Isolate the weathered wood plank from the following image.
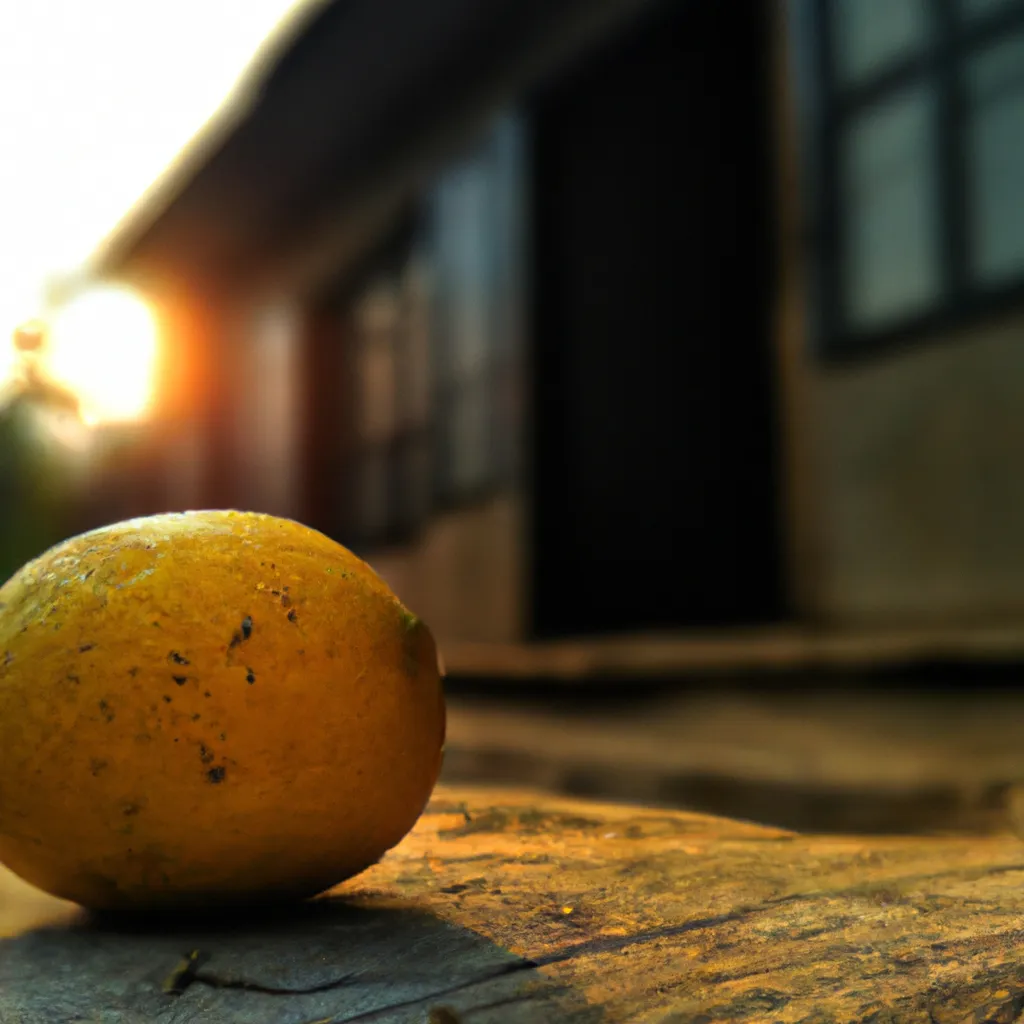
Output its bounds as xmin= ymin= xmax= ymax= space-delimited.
xmin=3 ymin=786 xmax=1024 ymax=1022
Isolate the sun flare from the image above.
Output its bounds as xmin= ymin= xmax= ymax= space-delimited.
xmin=44 ymin=286 xmax=161 ymax=424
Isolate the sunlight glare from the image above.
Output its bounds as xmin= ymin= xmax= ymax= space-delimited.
xmin=0 ymin=1 xmax=308 ymax=356
xmin=0 ymin=333 xmax=14 ymax=388
xmin=45 ymin=286 xmax=160 ymax=423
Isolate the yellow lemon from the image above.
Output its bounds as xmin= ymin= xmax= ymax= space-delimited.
xmin=0 ymin=510 xmax=445 ymax=911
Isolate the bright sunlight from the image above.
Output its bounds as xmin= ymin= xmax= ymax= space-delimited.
xmin=45 ymin=286 xmax=161 ymax=424
xmin=0 ymin=0 xmax=313 ymax=405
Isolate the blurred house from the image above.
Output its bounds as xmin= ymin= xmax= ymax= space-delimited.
xmin=79 ymin=0 xmax=1024 ymax=655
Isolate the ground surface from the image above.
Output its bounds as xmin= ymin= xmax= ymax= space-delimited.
xmin=4 ymin=785 xmax=1024 ymax=1022
xmin=441 ymin=686 xmax=1024 ymax=834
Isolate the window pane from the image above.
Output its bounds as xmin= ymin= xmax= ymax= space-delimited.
xmin=965 ymin=32 xmax=1024 ymax=286
xmin=959 ymin=0 xmax=1021 ymax=19
xmin=832 ymin=0 xmax=931 ymax=86
xmin=433 ymin=155 xmax=494 ymax=386
xmin=233 ymin=300 xmax=300 ymax=518
xmin=352 ymin=449 xmax=391 ymax=540
xmin=399 ymin=256 xmax=434 ymax=428
xmin=354 ymin=285 xmax=398 ymax=443
xmin=490 ymin=114 xmax=528 ymax=366
xmin=840 ymin=85 xmax=942 ymax=332
xmin=393 ymin=435 xmax=433 ymax=533
xmin=489 ymin=359 xmax=518 ymax=484
xmin=449 ymin=382 xmax=492 ymax=496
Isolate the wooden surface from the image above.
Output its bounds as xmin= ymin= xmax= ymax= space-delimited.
xmin=4 ymin=786 xmax=1024 ymax=1022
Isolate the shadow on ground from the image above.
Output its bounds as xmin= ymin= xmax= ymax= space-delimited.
xmin=0 ymin=895 xmax=602 ymax=1023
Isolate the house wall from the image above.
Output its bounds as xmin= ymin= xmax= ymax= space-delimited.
xmin=73 ymin=279 xmax=309 ymax=527
xmin=366 ymin=493 xmax=525 ymax=646
xmin=152 ymin=280 xmax=525 ymax=647
xmin=773 ymin=8 xmax=1024 ymax=630
xmin=806 ymin=314 xmax=1024 ymax=627
xmin=226 ymin=297 xmax=305 ymax=521
xmin=62 ymin=280 xmax=229 ymax=530
xmin=100 ymin=5 xmax=1024 ymax=642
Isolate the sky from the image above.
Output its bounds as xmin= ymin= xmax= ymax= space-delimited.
xmin=0 ymin=0 xmax=312 ymax=336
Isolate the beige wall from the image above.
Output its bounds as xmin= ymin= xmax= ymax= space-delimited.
xmin=140 ymin=284 xmax=306 ymax=520
xmin=226 ymin=297 xmax=305 ymax=521
xmin=367 ymin=494 xmax=525 ymax=646
xmin=773 ymin=8 xmax=1024 ymax=631
xmin=802 ymin=314 xmax=1024 ymax=627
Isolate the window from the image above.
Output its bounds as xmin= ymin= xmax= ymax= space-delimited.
xmin=831 ymin=0 xmax=932 ymax=85
xmin=341 ymin=112 xmax=528 ymax=546
xmin=346 ymin=255 xmax=441 ymax=547
xmin=965 ymin=32 xmax=1024 ymax=285
xmin=432 ymin=155 xmax=495 ymax=498
xmin=391 ymin=254 xmax=436 ymax=537
xmin=841 ymin=84 xmax=942 ymax=330
xmin=428 ymin=113 xmax=527 ymax=504
xmin=797 ymin=0 xmax=1024 ymax=357
xmin=349 ymin=283 xmax=401 ymax=542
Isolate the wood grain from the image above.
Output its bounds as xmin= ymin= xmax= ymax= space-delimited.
xmin=3 ymin=786 xmax=1024 ymax=1022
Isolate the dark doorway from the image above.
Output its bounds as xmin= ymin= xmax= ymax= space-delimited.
xmin=528 ymin=0 xmax=785 ymax=638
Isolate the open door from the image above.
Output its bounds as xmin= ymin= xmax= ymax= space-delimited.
xmin=528 ymin=0 xmax=785 ymax=637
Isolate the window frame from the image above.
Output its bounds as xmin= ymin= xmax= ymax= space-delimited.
xmin=427 ymin=113 xmax=527 ymax=509
xmin=808 ymin=0 xmax=1024 ymax=362
xmin=328 ymin=112 xmax=528 ymax=551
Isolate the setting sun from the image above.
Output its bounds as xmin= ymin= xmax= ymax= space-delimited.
xmin=44 ymin=286 xmax=161 ymax=424
xmin=0 ymin=0 xmax=308 ymax=384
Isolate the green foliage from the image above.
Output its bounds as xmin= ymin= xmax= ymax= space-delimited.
xmin=0 ymin=398 xmax=70 ymax=585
